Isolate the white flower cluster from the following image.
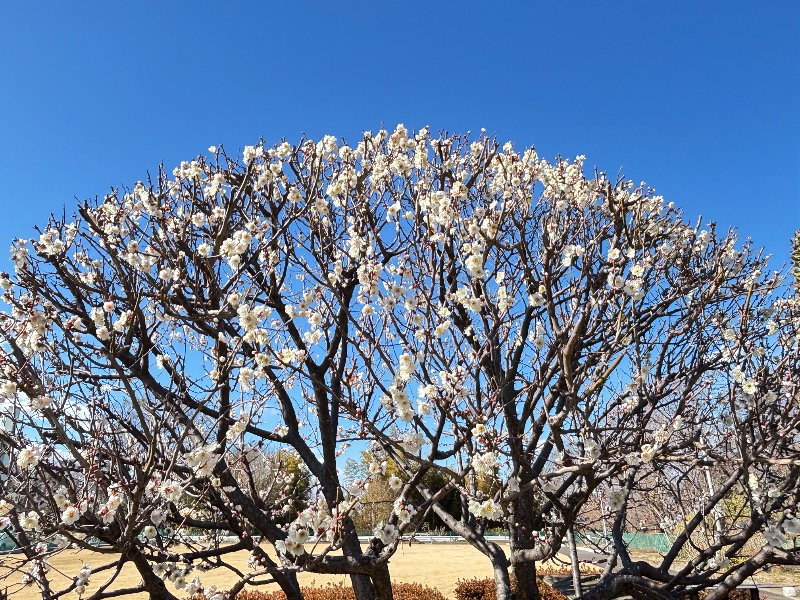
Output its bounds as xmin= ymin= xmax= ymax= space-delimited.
xmin=30 ymin=395 xmax=53 ymax=411
xmin=583 ymin=439 xmax=600 ymax=461
xmin=10 ymin=243 xmax=29 ymax=274
xmin=0 ymin=273 xmax=12 ymax=293
xmin=12 ymin=302 xmax=51 ymax=355
xmin=747 ymin=474 xmax=782 ymax=511
xmin=19 ymin=510 xmax=40 ymax=531
xmin=0 ymin=379 xmax=16 ymax=401
xmin=275 ymin=498 xmax=341 ymax=557
xmin=640 ymin=444 xmax=657 ymax=463
xmin=16 ymin=446 xmax=41 ymax=470
xmin=608 ymin=489 xmax=626 ymax=511
xmin=468 ymin=498 xmax=503 ymax=520
xmin=97 ymin=488 xmax=125 ymax=525
xmin=357 ymin=259 xmax=381 ymax=301
xmin=219 ymin=229 xmax=253 ymax=270
xmin=373 ymin=521 xmax=399 ymax=545
xmin=279 ymin=523 xmax=310 ymax=556
xmin=561 ymin=244 xmax=585 ymax=268
xmin=226 ymin=416 xmax=249 ymax=441
xmin=392 ymin=498 xmax=417 ymax=528
xmin=783 ymin=516 xmax=800 ymax=536
xmin=706 ymin=551 xmax=732 ymax=570
xmin=388 ymin=474 xmax=403 ymax=492
xmin=472 ymin=451 xmax=498 ymax=475
xmin=158 ymin=479 xmax=184 ymax=503
xmin=173 ymin=160 xmax=203 ymax=182
xmin=61 ymin=505 xmax=81 ymax=526
xmin=186 ymin=443 xmax=220 ymax=478
xmin=133 ymin=182 xmax=163 ymax=217
xmin=418 ymin=190 xmax=458 ymax=238
xmin=152 ymin=561 xmax=202 ymax=593
xmin=35 ymin=228 xmax=67 ymax=257
xmin=388 ymin=387 xmax=415 ymax=423
xmin=400 ymin=431 xmax=425 ymax=454
xmin=397 ymin=352 xmax=416 ymax=381
xmin=730 ymin=364 xmax=760 ymax=403
xmin=436 ymin=367 xmax=471 ymax=403
xmin=73 ymin=563 xmax=92 ymax=596
xmin=368 ymin=460 xmax=387 ymax=476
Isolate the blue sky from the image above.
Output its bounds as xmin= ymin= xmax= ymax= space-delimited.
xmin=1 ymin=1 xmax=797 ymax=273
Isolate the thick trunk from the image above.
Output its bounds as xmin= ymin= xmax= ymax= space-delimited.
xmin=510 ymin=490 xmax=541 ymax=600
xmin=271 ymin=571 xmax=304 ymax=600
xmin=350 ymin=573 xmax=377 ymax=600
xmin=370 ymin=563 xmax=394 ymax=600
xmin=513 ymin=560 xmax=540 ymax=600
xmin=493 ymin=560 xmax=515 ymax=600
xmin=127 ymin=548 xmax=181 ymax=600
xmin=340 ymin=515 xmax=391 ymax=600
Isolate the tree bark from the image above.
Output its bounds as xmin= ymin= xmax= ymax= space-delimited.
xmin=270 ymin=571 xmax=304 ymax=600
xmin=127 ymin=548 xmax=182 ymax=600
xmin=340 ymin=515 xmax=391 ymax=600
xmin=492 ymin=559 xmax=515 ymax=600
xmin=567 ymin=526 xmax=583 ymax=598
xmin=370 ymin=563 xmax=394 ymax=600
xmin=349 ymin=573 xmax=377 ymax=600
xmin=510 ymin=490 xmax=541 ymax=600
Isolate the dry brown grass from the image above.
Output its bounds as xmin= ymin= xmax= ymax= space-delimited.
xmin=0 ymin=542 xmax=600 ymax=600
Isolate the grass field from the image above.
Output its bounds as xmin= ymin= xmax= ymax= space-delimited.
xmin=7 ymin=544 xmax=795 ymax=600
xmin=0 ymin=542 xmax=597 ymax=600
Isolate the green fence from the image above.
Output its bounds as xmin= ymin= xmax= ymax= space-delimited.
xmin=0 ymin=533 xmax=16 ymax=552
xmin=576 ymin=531 xmax=672 ymax=552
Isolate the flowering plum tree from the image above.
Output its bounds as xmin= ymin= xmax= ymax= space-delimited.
xmin=317 ymin=128 xmax=799 ymax=600
xmin=0 ymin=126 xmax=797 ymax=600
xmin=0 ymin=133 xmax=435 ymax=600
xmin=572 ymin=291 xmax=799 ymax=600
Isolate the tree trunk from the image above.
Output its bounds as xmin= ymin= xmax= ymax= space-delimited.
xmin=349 ymin=573 xmax=377 ymax=600
xmin=493 ymin=560 xmax=515 ymax=600
xmin=567 ymin=526 xmax=583 ymax=598
xmin=370 ymin=563 xmax=394 ymax=600
xmin=513 ymin=560 xmax=540 ymax=600
xmin=340 ymin=515 xmax=391 ymax=600
xmin=271 ymin=571 xmax=304 ymax=600
xmin=510 ymin=490 xmax=541 ymax=600
xmin=127 ymin=548 xmax=182 ymax=600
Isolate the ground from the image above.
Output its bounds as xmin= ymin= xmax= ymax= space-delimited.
xmin=1 ymin=544 xmax=795 ymax=600
xmin=0 ymin=542 xmax=595 ymax=600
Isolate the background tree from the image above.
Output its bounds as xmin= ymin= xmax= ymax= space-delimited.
xmin=344 ymin=450 xmax=462 ymax=535
xmin=229 ymin=449 xmax=311 ymax=526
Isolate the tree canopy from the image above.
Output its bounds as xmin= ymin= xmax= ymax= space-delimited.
xmin=0 ymin=126 xmax=797 ymax=600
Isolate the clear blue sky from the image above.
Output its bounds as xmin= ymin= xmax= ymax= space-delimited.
xmin=1 ymin=1 xmax=797 ymax=272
